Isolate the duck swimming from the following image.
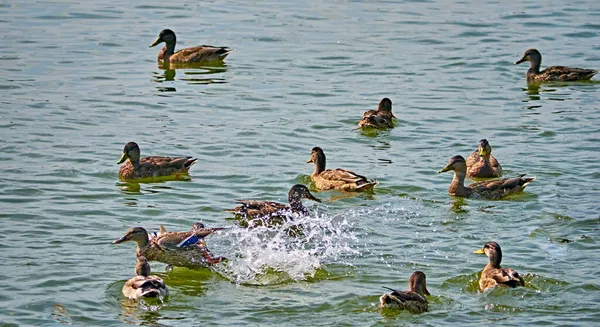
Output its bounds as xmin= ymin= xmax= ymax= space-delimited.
xmin=465 ymin=139 xmax=503 ymax=178
xmin=515 ymin=49 xmax=597 ymax=82
xmin=439 ymin=155 xmax=534 ymax=199
xmin=380 ymin=271 xmax=430 ymax=313
xmin=150 ymin=29 xmax=231 ymax=64
xmin=117 ymin=142 xmax=197 ymax=181
xmin=307 ymin=147 xmax=378 ymax=192
xmin=474 ymin=241 xmax=525 ymax=291
xmin=357 ymin=98 xmax=395 ymax=129
xmin=122 ymin=256 xmax=169 ymax=301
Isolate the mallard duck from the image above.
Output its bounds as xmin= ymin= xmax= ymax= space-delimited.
xmin=357 ymin=98 xmax=395 ymax=129
xmin=226 ymin=184 xmax=321 ymax=227
xmin=380 ymin=271 xmax=430 ymax=313
xmin=465 ymin=139 xmax=503 ymax=178
xmin=306 ymin=147 xmax=378 ymax=191
xmin=113 ymin=226 xmax=225 ymax=269
xmin=515 ymin=49 xmax=598 ymax=82
xmin=150 ymin=29 xmax=231 ymax=64
xmin=122 ymin=256 xmax=169 ymax=301
xmin=117 ymin=142 xmax=197 ymax=181
xmin=474 ymin=241 xmax=525 ymax=291
xmin=439 ymin=155 xmax=535 ymax=199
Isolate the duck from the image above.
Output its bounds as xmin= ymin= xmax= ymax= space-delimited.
xmin=117 ymin=142 xmax=197 ymax=181
xmin=306 ymin=147 xmax=378 ymax=192
xmin=515 ymin=49 xmax=598 ymax=82
xmin=474 ymin=241 xmax=525 ymax=291
xmin=122 ymin=256 xmax=169 ymax=301
xmin=439 ymin=155 xmax=535 ymax=200
xmin=150 ymin=29 xmax=231 ymax=64
xmin=465 ymin=139 xmax=503 ymax=178
xmin=226 ymin=184 xmax=321 ymax=227
xmin=380 ymin=271 xmax=430 ymax=313
xmin=357 ymin=98 xmax=395 ymax=129
xmin=113 ymin=226 xmax=225 ymax=269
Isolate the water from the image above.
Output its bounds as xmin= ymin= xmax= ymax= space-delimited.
xmin=1 ymin=0 xmax=599 ymax=326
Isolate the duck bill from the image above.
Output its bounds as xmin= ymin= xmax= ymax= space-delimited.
xmin=117 ymin=152 xmax=128 ymax=164
xmin=113 ymin=235 xmax=128 ymax=244
xmin=438 ymin=163 xmax=453 ymax=173
xmin=305 ymin=192 xmax=321 ymax=203
xmin=514 ymin=56 xmax=527 ymax=65
xmin=479 ymin=148 xmax=487 ymax=157
xmin=149 ymin=37 xmax=162 ymax=48
xmin=473 ymin=248 xmax=485 ymax=254
xmin=306 ymin=157 xmax=313 ymax=163
xmin=424 ymin=287 xmax=431 ymax=296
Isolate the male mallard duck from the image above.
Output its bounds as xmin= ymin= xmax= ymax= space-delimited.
xmin=515 ymin=49 xmax=598 ymax=82
xmin=474 ymin=241 xmax=525 ymax=291
xmin=357 ymin=98 xmax=395 ymax=129
xmin=380 ymin=271 xmax=430 ymax=313
xmin=117 ymin=142 xmax=197 ymax=181
xmin=113 ymin=226 xmax=225 ymax=269
xmin=439 ymin=155 xmax=534 ymax=199
xmin=150 ymin=29 xmax=231 ymax=64
xmin=228 ymin=184 xmax=321 ymax=219
xmin=122 ymin=256 xmax=169 ymax=301
xmin=465 ymin=139 xmax=503 ymax=178
xmin=306 ymin=147 xmax=378 ymax=192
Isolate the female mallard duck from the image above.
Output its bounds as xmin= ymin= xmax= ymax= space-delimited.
xmin=515 ymin=49 xmax=598 ymax=82
xmin=228 ymin=184 xmax=321 ymax=219
xmin=122 ymin=256 xmax=169 ymax=301
xmin=380 ymin=271 xmax=430 ymax=313
xmin=474 ymin=241 xmax=525 ymax=291
xmin=465 ymin=139 xmax=503 ymax=178
xmin=150 ymin=29 xmax=231 ymax=64
xmin=306 ymin=147 xmax=378 ymax=192
xmin=117 ymin=142 xmax=197 ymax=181
xmin=357 ymin=98 xmax=395 ymax=129
xmin=439 ymin=155 xmax=534 ymax=199
xmin=113 ymin=226 xmax=225 ymax=269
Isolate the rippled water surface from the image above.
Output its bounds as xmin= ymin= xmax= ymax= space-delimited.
xmin=1 ymin=0 xmax=600 ymax=326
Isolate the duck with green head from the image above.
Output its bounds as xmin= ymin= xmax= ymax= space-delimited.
xmin=380 ymin=271 xmax=430 ymax=313
xmin=474 ymin=241 xmax=525 ymax=291
xmin=122 ymin=256 xmax=169 ymax=301
xmin=465 ymin=139 xmax=502 ymax=178
xmin=357 ymin=98 xmax=395 ymax=129
xmin=515 ymin=49 xmax=597 ymax=82
xmin=117 ymin=142 xmax=197 ymax=181
xmin=439 ymin=155 xmax=534 ymax=199
xmin=307 ymin=147 xmax=378 ymax=192
xmin=150 ymin=29 xmax=232 ymax=64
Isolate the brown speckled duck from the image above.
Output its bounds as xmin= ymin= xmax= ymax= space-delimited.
xmin=465 ymin=139 xmax=502 ymax=178
xmin=117 ymin=142 xmax=197 ymax=181
xmin=227 ymin=184 xmax=321 ymax=226
xmin=380 ymin=271 xmax=430 ymax=313
xmin=357 ymin=98 xmax=395 ymax=129
xmin=515 ymin=49 xmax=597 ymax=82
xmin=122 ymin=256 xmax=169 ymax=301
xmin=474 ymin=241 xmax=525 ymax=292
xmin=307 ymin=147 xmax=378 ymax=192
xmin=150 ymin=29 xmax=231 ymax=64
xmin=113 ymin=226 xmax=225 ymax=269
xmin=439 ymin=155 xmax=534 ymax=199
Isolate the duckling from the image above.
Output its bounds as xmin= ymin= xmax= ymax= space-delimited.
xmin=357 ymin=98 xmax=395 ymax=129
xmin=113 ymin=226 xmax=225 ymax=269
xmin=474 ymin=241 xmax=525 ymax=291
xmin=439 ymin=155 xmax=534 ymax=199
xmin=150 ymin=29 xmax=231 ymax=64
xmin=465 ymin=139 xmax=503 ymax=178
xmin=117 ymin=142 xmax=197 ymax=181
xmin=515 ymin=49 xmax=597 ymax=82
xmin=122 ymin=256 xmax=169 ymax=300
xmin=306 ymin=147 xmax=378 ymax=192
xmin=227 ymin=184 xmax=321 ymax=225
xmin=380 ymin=271 xmax=430 ymax=313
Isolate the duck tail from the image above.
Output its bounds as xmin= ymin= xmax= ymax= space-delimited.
xmin=356 ymin=180 xmax=378 ymax=190
xmin=184 ymin=158 xmax=197 ymax=169
xmin=521 ymin=176 xmax=536 ymax=189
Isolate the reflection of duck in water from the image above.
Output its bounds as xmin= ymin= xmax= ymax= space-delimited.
xmin=357 ymin=98 xmax=395 ymax=129
xmin=113 ymin=226 xmax=225 ymax=269
xmin=380 ymin=271 xmax=430 ymax=313
xmin=474 ymin=241 xmax=525 ymax=291
xmin=226 ymin=184 xmax=321 ymax=228
xmin=122 ymin=256 xmax=169 ymax=301
xmin=150 ymin=29 xmax=231 ymax=64
xmin=465 ymin=139 xmax=502 ymax=178
xmin=515 ymin=49 xmax=597 ymax=82
xmin=117 ymin=142 xmax=197 ymax=181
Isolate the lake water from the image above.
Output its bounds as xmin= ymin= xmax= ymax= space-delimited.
xmin=1 ymin=0 xmax=599 ymax=326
